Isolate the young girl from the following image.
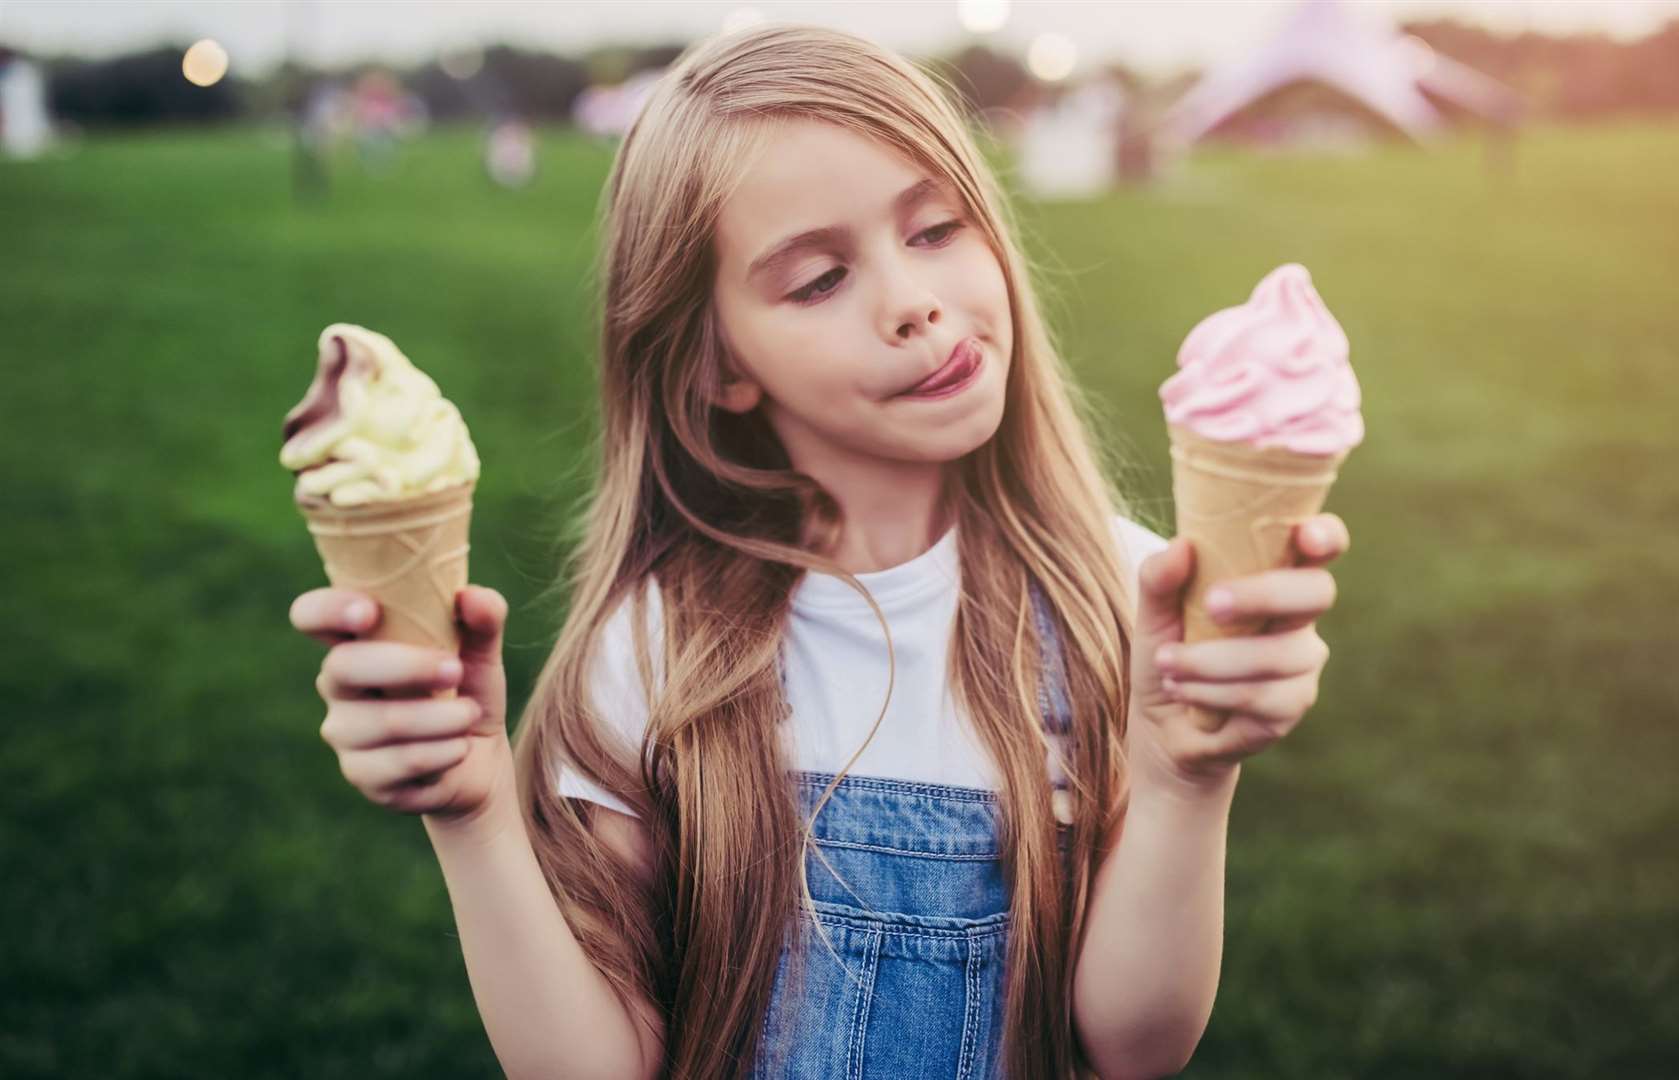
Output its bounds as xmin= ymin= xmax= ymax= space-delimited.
xmin=291 ymin=24 xmax=1350 ymax=1080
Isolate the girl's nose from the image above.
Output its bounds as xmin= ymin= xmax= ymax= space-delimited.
xmin=874 ymin=240 xmax=943 ymax=338
xmin=895 ymin=302 xmax=941 ymax=340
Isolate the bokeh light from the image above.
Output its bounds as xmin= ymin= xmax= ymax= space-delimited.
xmin=439 ymin=46 xmax=484 ymax=81
xmin=1026 ymin=31 xmax=1076 ymax=82
xmin=958 ymin=0 xmax=1011 ymax=34
xmin=181 ymin=39 xmax=229 ymax=87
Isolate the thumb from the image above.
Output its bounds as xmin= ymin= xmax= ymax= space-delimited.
xmin=1131 ymin=538 xmax=1195 ymax=697
xmin=454 ymin=585 xmax=509 ymax=727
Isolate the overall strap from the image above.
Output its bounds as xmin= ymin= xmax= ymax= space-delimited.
xmin=1027 ymin=577 xmax=1074 ymax=735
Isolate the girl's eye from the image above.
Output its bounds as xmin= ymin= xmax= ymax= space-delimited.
xmin=917 ymin=219 xmax=964 ymax=246
xmin=790 ymin=267 xmax=845 ymax=306
xmin=788 ymin=218 xmax=967 ymax=306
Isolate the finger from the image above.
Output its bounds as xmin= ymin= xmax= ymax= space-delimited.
xmin=1291 ymin=513 xmax=1350 ymax=569
xmin=1156 ymin=626 xmax=1328 ymax=683
xmin=1162 ymin=670 xmax=1319 ymax=726
xmin=1128 ymin=539 xmax=1198 ymax=711
xmin=1141 ymin=711 xmax=1275 ymax=780
xmin=1180 ymin=714 xmax=1288 ymax=773
xmin=1258 ymin=609 xmax=1324 ymax=635
xmin=341 ymin=738 xmax=471 ymax=795
xmin=320 ymin=640 xmax=464 ymax=700
xmin=1206 ymin=566 xmax=1337 ymax=629
xmin=382 ymin=768 xmax=462 ymax=815
xmin=1247 ymin=517 xmax=1347 ymax=632
xmin=321 ymin=696 xmax=482 ymax=752
xmin=454 ymin=585 xmax=508 ymax=707
xmin=291 ymin=588 xmax=381 ymax=644
xmin=1135 ymin=538 xmax=1196 ymax=641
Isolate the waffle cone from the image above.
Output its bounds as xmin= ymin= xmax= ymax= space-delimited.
xmin=296 ymin=482 xmax=474 ymax=681
xmin=1168 ymin=425 xmax=1345 ymax=731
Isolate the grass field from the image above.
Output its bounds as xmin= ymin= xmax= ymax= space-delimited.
xmin=2 ymin=119 xmax=1676 ymax=1078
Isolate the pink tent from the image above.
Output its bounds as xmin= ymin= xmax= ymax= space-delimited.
xmin=1159 ymin=0 xmax=1522 ymax=147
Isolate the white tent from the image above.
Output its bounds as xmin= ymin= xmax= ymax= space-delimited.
xmin=0 ymin=53 xmax=55 ymax=160
xmin=1016 ymin=77 xmax=1127 ymax=200
xmin=1159 ymin=0 xmax=1521 ymax=149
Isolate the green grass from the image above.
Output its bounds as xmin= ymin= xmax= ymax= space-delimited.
xmin=3 ymin=120 xmax=1675 ymax=1078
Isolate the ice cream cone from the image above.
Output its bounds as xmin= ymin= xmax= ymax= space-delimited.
xmin=297 ymin=481 xmax=474 ymax=677
xmin=1169 ymin=424 xmax=1345 ymax=731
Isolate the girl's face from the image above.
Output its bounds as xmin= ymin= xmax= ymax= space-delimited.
xmin=711 ymin=120 xmax=1013 ymax=476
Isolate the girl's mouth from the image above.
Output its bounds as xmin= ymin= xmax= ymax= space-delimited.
xmin=897 ymin=338 xmax=983 ymax=400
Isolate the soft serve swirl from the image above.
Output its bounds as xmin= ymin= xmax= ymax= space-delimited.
xmin=1159 ymin=264 xmax=1364 ymax=456
xmin=280 ymin=324 xmax=480 ymax=506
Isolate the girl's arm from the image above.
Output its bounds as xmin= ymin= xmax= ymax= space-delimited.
xmin=1074 ymin=519 xmax=1347 ymax=1077
xmin=423 ymin=786 xmax=664 ymax=1080
xmin=1070 ymin=764 xmax=1239 ymax=1080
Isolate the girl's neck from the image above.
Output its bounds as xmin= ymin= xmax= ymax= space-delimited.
xmin=813 ymin=460 xmax=954 ymax=575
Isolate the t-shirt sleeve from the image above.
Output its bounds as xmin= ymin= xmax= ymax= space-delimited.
xmin=1112 ymin=511 xmax=1172 ymax=567
xmin=552 ymin=579 xmax=665 ymax=819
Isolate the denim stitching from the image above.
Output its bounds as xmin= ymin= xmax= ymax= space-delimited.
xmin=957 ymin=927 xmax=983 ymax=1080
xmin=800 ymin=903 xmax=1011 ymax=937
xmin=811 ymin=837 xmax=999 ymax=860
xmin=794 ymin=771 xmax=1000 ymax=803
xmin=845 ymin=928 xmax=882 ymax=1080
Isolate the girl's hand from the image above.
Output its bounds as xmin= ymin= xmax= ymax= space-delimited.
xmin=289 ymin=584 xmax=515 ymax=828
xmin=1125 ymin=513 xmax=1351 ymax=793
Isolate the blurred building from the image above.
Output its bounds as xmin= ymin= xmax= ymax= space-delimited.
xmin=0 ymin=47 xmax=56 ymax=160
xmin=1159 ymin=0 xmax=1523 ymax=152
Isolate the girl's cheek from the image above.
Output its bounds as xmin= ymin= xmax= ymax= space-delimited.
xmin=972 ymin=265 xmax=1011 ymax=337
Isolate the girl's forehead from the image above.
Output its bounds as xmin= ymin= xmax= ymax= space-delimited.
xmin=734 ymin=121 xmax=925 ymax=199
xmin=715 ymin=125 xmax=952 ymax=271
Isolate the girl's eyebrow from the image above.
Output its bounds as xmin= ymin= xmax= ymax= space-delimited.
xmin=746 ymin=176 xmax=948 ymax=283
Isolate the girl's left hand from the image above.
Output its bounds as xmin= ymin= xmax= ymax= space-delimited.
xmin=1125 ymin=513 xmax=1351 ymax=793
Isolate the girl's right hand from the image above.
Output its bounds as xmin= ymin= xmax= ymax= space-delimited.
xmin=289 ymin=584 xmax=515 ymax=827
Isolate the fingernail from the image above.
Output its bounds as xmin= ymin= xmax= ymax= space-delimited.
xmin=1206 ymin=588 xmax=1233 ymax=614
xmin=1155 ymin=645 xmax=1179 ymax=667
xmin=1303 ymin=524 xmax=1327 ymax=548
xmin=347 ymin=600 xmax=374 ymax=627
xmin=439 ymin=658 xmax=463 ymax=682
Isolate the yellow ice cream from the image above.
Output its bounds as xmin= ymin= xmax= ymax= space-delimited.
xmin=279 ymin=323 xmax=480 ymax=507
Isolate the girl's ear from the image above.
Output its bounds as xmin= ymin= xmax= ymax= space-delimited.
xmin=714 ymin=374 xmax=763 ymax=414
xmin=713 ymin=348 xmax=764 ymax=413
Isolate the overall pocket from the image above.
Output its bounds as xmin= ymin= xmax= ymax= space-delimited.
xmin=752 ymin=897 xmax=1010 ymax=1080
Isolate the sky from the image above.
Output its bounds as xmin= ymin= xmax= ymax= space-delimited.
xmin=4 ymin=0 xmax=1678 ymax=80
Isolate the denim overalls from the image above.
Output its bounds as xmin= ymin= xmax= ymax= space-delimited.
xmin=752 ymin=582 xmax=1073 ymax=1079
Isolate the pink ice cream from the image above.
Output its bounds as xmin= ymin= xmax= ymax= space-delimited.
xmin=1159 ymin=264 xmax=1364 ymax=457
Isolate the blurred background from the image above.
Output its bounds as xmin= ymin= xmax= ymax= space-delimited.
xmin=2 ymin=1 xmax=1675 ymax=1076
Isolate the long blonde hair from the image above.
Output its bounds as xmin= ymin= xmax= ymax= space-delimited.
xmin=511 ymin=23 xmax=1149 ymax=1079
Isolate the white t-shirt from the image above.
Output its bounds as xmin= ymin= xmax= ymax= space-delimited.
xmin=553 ymin=513 xmax=1171 ymax=818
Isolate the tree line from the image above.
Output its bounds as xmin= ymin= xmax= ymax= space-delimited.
xmin=4 ymin=17 xmax=1675 ymax=133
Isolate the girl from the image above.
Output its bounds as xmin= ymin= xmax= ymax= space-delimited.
xmin=290 ymin=24 xmax=1350 ymax=1080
